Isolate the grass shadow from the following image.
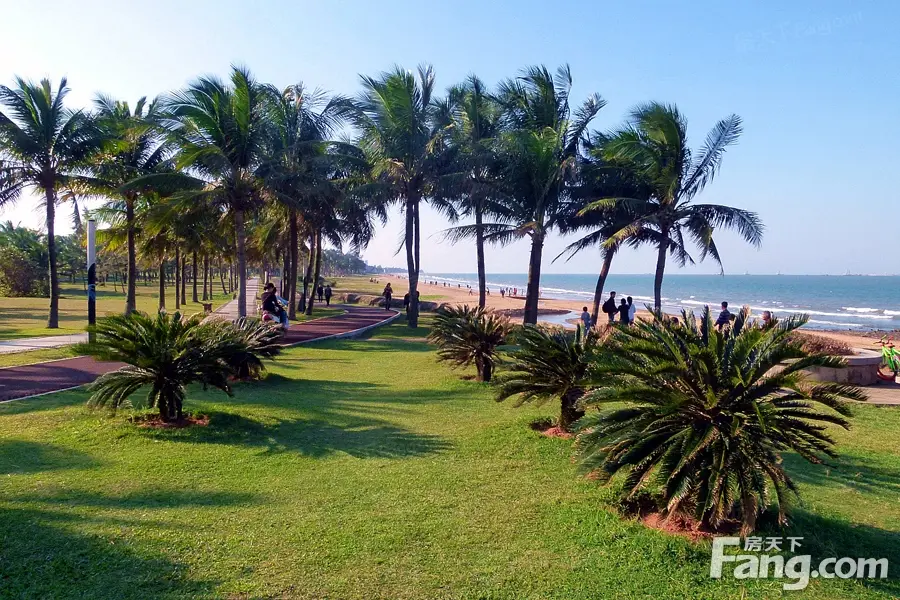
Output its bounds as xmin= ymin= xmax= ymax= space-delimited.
xmin=0 ymin=486 xmax=254 ymax=597
xmin=134 ymin=410 xmax=451 ymax=459
xmin=785 ymin=452 xmax=900 ymax=497
xmin=0 ymin=439 xmax=101 ymax=474
xmin=773 ymin=511 xmax=900 ymax=594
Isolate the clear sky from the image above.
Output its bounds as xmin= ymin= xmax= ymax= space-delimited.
xmin=1 ymin=0 xmax=896 ymax=275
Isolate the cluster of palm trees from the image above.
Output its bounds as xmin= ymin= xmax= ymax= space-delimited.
xmin=0 ymin=63 xmax=762 ymax=330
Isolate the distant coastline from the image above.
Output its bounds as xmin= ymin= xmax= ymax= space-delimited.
xmin=414 ymin=272 xmax=900 ymax=332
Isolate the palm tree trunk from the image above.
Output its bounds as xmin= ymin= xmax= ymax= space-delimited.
xmin=305 ymin=229 xmax=322 ymax=315
xmin=288 ymin=210 xmax=299 ymax=320
xmin=523 ymin=232 xmax=544 ymax=325
xmin=219 ymin=260 xmax=227 ymax=295
xmin=202 ymin=254 xmax=210 ymax=301
xmin=191 ymin=251 xmax=199 ymax=303
xmin=653 ymin=231 xmax=668 ymax=311
xmin=559 ymin=387 xmax=585 ymax=432
xmin=175 ymin=247 xmax=181 ymax=309
xmin=235 ymin=207 xmax=247 ymax=317
xmin=406 ymin=198 xmax=419 ymax=327
xmin=125 ymin=196 xmax=137 ymax=315
xmin=45 ymin=187 xmax=59 ymax=328
xmin=281 ymin=250 xmax=289 ymax=298
xmin=180 ymin=254 xmax=187 ymax=306
xmin=302 ymin=233 xmax=314 ymax=311
xmin=591 ymin=250 xmax=615 ymax=326
xmin=475 ymin=203 xmax=487 ymax=309
xmin=158 ymin=259 xmax=166 ymax=311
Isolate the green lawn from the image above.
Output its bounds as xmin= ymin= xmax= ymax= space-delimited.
xmin=0 ymin=319 xmax=897 ymax=599
xmin=0 ymin=281 xmax=232 ymax=340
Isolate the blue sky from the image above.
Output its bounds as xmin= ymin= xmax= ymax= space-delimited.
xmin=1 ymin=0 xmax=896 ymax=275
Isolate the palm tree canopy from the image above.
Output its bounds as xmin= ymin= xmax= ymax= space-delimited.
xmin=600 ymin=102 xmax=763 ymax=270
xmin=0 ymin=77 xmax=102 ymax=202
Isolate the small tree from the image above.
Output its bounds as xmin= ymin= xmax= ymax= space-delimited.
xmin=428 ymin=305 xmax=510 ymax=382
xmin=495 ymin=325 xmax=600 ymax=431
xmin=576 ymin=308 xmax=866 ymax=534
xmin=77 ymin=311 xmax=281 ymax=422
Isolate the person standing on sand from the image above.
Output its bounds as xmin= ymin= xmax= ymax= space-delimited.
xmin=324 ymin=285 xmax=332 ymax=306
xmin=580 ymin=307 xmax=592 ymax=330
xmin=627 ymin=296 xmax=636 ymax=324
xmin=383 ymin=283 xmax=393 ymax=310
xmin=618 ymin=298 xmax=630 ymax=324
xmin=602 ymin=291 xmax=618 ymax=323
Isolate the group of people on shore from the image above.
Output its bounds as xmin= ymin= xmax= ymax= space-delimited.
xmin=595 ymin=291 xmax=637 ymax=326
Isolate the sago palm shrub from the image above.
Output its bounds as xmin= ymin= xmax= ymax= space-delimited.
xmin=495 ymin=325 xmax=601 ymax=432
xmin=76 ymin=311 xmax=281 ymax=422
xmin=575 ymin=307 xmax=866 ymax=534
xmin=221 ymin=316 xmax=284 ymax=380
xmin=428 ymin=305 xmax=511 ymax=382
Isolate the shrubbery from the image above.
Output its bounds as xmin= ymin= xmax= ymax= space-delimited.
xmin=0 ymin=245 xmax=48 ymax=297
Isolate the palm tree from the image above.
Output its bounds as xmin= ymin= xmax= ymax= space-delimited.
xmin=428 ymin=304 xmax=511 ymax=382
xmin=555 ymin=132 xmax=654 ymax=325
xmin=495 ymin=325 xmax=600 ymax=431
xmin=76 ymin=311 xmax=281 ymax=422
xmin=448 ymin=66 xmax=604 ymax=325
xmin=262 ymin=83 xmax=347 ymax=319
xmin=92 ymin=95 xmax=169 ymax=315
xmin=576 ymin=308 xmax=865 ymax=534
xmin=0 ymin=77 xmax=102 ymax=327
xmin=150 ymin=66 xmax=270 ymax=318
xmin=348 ymin=65 xmax=454 ymax=327
xmin=601 ymin=103 xmax=763 ymax=310
xmin=440 ymin=75 xmax=503 ymax=308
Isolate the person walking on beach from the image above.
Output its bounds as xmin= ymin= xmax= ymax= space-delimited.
xmin=383 ymin=283 xmax=393 ymax=310
xmin=627 ymin=296 xmax=636 ymax=325
xmin=716 ymin=301 xmax=732 ymax=330
xmin=602 ymin=291 xmax=618 ymax=323
xmin=618 ymin=298 xmax=630 ymax=324
xmin=580 ymin=306 xmax=592 ymax=330
xmin=324 ymin=285 xmax=332 ymax=306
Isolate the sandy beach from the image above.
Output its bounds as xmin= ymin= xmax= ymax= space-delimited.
xmin=380 ymin=274 xmax=892 ymax=350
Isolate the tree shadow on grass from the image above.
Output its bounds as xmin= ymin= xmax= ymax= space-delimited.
xmin=760 ymin=511 xmax=900 ymax=595
xmin=135 ymin=410 xmax=451 ymax=459
xmin=785 ymin=452 xmax=900 ymax=497
xmin=0 ymin=439 xmax=101 ymax=474
xmin=0 ymin=486 xmax=257 ymax=598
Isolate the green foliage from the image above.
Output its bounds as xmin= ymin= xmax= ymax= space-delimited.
xmin=226 ymin=316 xmax=285 ymax=380
xmin=495 ymin=325 xmax=601 ymax=431
xmin=576 ymin=307 xmax=867 ymax=534
xmin=428 ymin=305 xmax=511 ymax=382
xmin=76 ymin=311 xmax=281 ymax=421
xmin=0 ymin=245 xmax=47 ymax=297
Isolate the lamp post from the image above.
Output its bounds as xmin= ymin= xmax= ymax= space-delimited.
xmin=87 ymin=219 xmax=96 ymax=342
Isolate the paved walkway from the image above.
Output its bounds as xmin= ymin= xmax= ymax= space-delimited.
xmin=0 ymin=333 xmax=88 ymax=355
xmin=214 ymin=278 xmax=260 ymax=319
xmin=0 ymin=304 xmax=398 ymax=402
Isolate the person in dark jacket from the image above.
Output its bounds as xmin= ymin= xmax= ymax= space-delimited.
xmin=602 ymin=291 xmax=618 ymax=323
xmin=324 ymin=285 xmax=333 ymax=306
xmin=317 ymin=285 xmax=324 ymax=302
xmin=617 ymin=298 xmax=629 ymax=324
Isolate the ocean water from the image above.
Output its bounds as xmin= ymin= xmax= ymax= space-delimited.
xmin=421 ymin=273 xmax=900 ymax=331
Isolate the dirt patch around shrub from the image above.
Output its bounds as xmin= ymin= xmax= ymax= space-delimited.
xmin=129 ymin=413 xmax=210 ymax=429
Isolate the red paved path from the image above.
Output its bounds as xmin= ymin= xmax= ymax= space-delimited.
xmin=0 ymin=305 xmax=398 ymax=402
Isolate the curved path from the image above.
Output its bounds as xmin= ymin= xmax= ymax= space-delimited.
xmin=0 ymin=304 xmax=399 ymax=403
